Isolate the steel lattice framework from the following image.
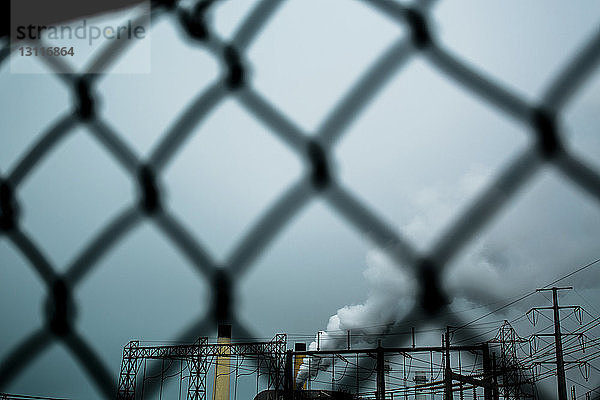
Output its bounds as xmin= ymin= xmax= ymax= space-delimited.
xmin=489 ymin=321 xmax=532 ymax=400
xmin=116 ymin=334 xmax=286 ymax=400
xmin=1 ymin=0 xmax=600 ymax=398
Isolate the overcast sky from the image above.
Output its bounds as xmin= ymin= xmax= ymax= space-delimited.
xmin=1 ymin=0 xmax=600 ymax=399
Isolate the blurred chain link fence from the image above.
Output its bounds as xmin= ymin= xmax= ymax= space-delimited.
xmin=1 ymin=0 xmax=600 ymax=398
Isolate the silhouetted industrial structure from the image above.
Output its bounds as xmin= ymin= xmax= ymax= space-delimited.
xmin=116 ymin=324 xmax=561 ymax=400
xmin=117 ymin=327 xmax=286 ymax=400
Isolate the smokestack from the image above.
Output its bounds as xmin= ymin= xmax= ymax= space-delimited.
xmin=294 ymin=343 xmax=306 ymax=389
xmin=213 ymin=324 xmax=231 ymax=400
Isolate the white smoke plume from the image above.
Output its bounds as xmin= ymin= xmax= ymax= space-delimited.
xmin=296 ymin=165 xmax=600 ymax=386
xmin=296 ymin=168 xmax=490 ymax=386
xmin=295 ymin=247 xmax=415 ymax=386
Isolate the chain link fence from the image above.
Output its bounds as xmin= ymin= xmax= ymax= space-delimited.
xmin=1 ymin=0 xmax=600 ymax=398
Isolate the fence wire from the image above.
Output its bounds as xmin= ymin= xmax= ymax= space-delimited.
xmin=1 ymin=0 xmax=600 ymax=398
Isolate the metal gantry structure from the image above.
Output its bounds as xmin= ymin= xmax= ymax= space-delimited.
xmin=295 ymin=342 xmax=497 ymax=400
xmin=117 ymin=333 xmax=287 ymax=400
xmin=114 ymin=313 xmax=599 ymax=400
xmin=116 ymin=329 xmax=505 ymax=400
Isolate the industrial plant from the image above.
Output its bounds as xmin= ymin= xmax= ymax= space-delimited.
xmin=114 ymin=285 xmax=596 ymax=400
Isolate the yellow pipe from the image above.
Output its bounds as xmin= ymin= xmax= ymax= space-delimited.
xmin=213 ymin=325 xmax=231 ymax=400
xmin=293 ymin=343 xmax=306 ymax=389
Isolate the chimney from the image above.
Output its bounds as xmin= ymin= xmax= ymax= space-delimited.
xmin=213 ymin=324 xmax=232 ymax=400
xmin=293 ymin=343 xmax=306 ymax=389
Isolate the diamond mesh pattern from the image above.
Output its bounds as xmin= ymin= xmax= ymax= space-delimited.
xmin=1 ymin=0 xmax=600 ymax=398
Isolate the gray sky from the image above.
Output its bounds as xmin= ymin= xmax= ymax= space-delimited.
xmin=1 ymin=0 xmax=600 ymax=398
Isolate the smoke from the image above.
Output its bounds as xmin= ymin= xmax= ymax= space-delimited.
xmin=295 ymin=246 xmax=416 ymax=386
xmin=295 ymin=167 xmax=490 ymax=386
xmin=295 ymin=165 xmax=600 ymax=386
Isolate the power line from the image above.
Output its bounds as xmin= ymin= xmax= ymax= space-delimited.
xmin=455 ymin=256 xmax=600 ymax=333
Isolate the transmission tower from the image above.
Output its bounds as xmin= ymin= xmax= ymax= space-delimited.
xmin=489 ymin=321 xmax=531 ymax=400
xmin=528 ymin=287 xmax=582 ymax=400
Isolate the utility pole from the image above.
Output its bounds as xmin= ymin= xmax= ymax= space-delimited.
xmin=529 ymin=287 xmax=574 ymax=400
xmin=284 ymin=350 xmax=294 ymax=400
xmin=445 ymin=327 xmax=453 ymax=400
xmin=376 ymin=340 xmax=385 ymax=400
xmin=481 ymin=343 xmax=492 ymax=400
xmin=550 ymin=287 xmax=568 ymax=400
